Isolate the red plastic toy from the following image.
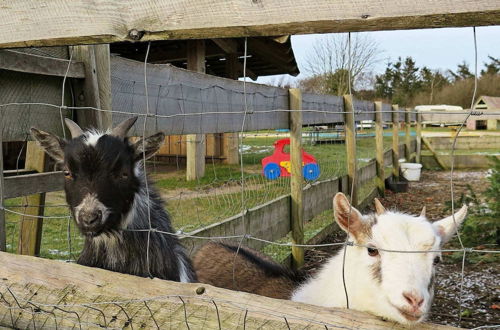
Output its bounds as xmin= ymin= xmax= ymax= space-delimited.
xmin=261 ymin=138 xmax=320 ymax=180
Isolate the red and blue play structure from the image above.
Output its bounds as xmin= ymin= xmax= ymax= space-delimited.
xmin=261 ymin=138 xmax=320 ymax=181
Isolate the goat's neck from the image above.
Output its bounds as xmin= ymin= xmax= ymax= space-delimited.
xmin=292 ymin=239 xmax=379 ymax=309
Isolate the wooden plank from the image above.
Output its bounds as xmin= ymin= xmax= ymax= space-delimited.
xmin=405 ymin=108 xmax=412 ymax=161
xmin=0 ymin=49 xmax=84 ymax=78
xmin=0 ymin=252 xmax=456 ymax=330
xmin=344 ymin=95 xmax=358 ymax=206
xmin=422 ymin=137 xmax=447 ymax=170
xmin=358 ymin=160 xmax=377 ymax=186
xmin=416 ymin=112 xmax=422 ymax=163
xmin=392 ymin=104 xmax=400 ymax=181
xmin=222 ymin=52 xmax=240 ymax=165
xmin=186 ymin=40 xmax=206 ymax=181
xmin=94 ymin=44 xmax=113 ymax=129
xmin=374 ymin=101 xmax=385 ymax=197
xmin=71 ymin=45 xmax=104 ymax=130
xmin=17 ymin=142 xmax=46 ymax=256
xmin=1 ymin=1 xmax=500 ymax=48
xmin=212 ymin=38 xmax=238 ymax=54
xmin=4 ymin=172 xmax=64 ymax=199
xmin=289 ymin=88 xmax=304 ymax=270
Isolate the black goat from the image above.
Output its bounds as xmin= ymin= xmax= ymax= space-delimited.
xmin=31 ymin=117 xmax=196 ymax=282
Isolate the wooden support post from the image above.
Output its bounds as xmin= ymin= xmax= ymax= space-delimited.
xmin=0 ymin=133 xmax=5 ymax=252
xmin=416 ymin=112 xmax=422 ymax=163
xmin=374 ymin=102 xmax=385 ymax=197
xmin=186 ymin=40 xmax=206 ymax=180
xmin=71 ymin=45 xmax=104 ymax=130
xmin=422 ymin=137 xmax=447 ymax=170
xmin=391 ymin=104 xmax=400 ymax=181
xmin=289 ymin=88 xmax=304 ymax=270
xmin=344 ymin=95 xmax=358 ymax=206
xmin=222 ymin=53 xmax=240 ymax=165
xmin=93 ymin=44 xmax=113 ymax=129
xmin=405 ymin=108 xmax=411 ymax=161
xmin=17 ymin=142 xmax=47 ymax=256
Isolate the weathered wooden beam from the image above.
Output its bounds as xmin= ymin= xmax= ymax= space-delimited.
xmin=17 ymin=142 xmax=47 ymax=256
xmin=344 ymin=95 xmax=358 ymax=206
xmin=392 ymin=104 xmax=400 ymax=181
xmin=4 ymin=172 xmax=64 ymax=199
xmin=374 ymin=101 xmax=385 ymax=197
xmin=1 ymin=1 xmax=499 ymax=48
xmin=247 ymin=38 xmax=297 ymax=75
xmin=0 ymin=252 xmax=457 ymax=329
xmin=422 ymin=137 xmax=447 ymax=170
xmin=0 ymin=50 xmax=85 ymax=78
xmin=289 ymin=88 xmax=304 ymax=270
xmin=405 ymin=108 xmax=412 ymax=161
xmin=94 ymin=44 xmax=113 ymax=129
xmin=416 ymin=112 xmax=422 ymax=163
xmin=212 ymin=38 xmax=238 ymax=54
xmin=186 ymin=40 xmax=206 ymax=181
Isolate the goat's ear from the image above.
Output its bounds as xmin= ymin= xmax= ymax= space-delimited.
xmin=433 ymin=205 xmax=468 ymax=244
xmin=133 ymin=132 xmax=165 ymax=161
xmin=333 ymin=193 xmax=366 ymax=240
xmin=30 ymin=128 xmax=65 ymax=163
xmin=374 ymin=198 xmax=386 ymax=215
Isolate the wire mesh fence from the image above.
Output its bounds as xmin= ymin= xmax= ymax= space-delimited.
xmin=0 ymin=29 xmax=499 ymax=329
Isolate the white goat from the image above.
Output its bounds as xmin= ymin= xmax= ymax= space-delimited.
xmin=292 ymin=192 xmax=468 ymax=324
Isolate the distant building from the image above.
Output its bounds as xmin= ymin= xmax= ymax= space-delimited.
xmin=467 ymin=96 xmax=500 ymax=130
xmin=416 ymin=104 xmax=465 ymax=126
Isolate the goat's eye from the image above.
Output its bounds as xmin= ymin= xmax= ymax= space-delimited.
xmin=433 ymin=256 xmax=441 ymax=265
xmin=367 ymin=247 xmax=379 ymax=257
xmin=121 ymin=172 xmax=129 ymax=179
xmin=63 ymin=170 xmax=72 ymax=179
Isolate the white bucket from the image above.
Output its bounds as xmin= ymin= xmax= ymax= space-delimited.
xmin=401 ymin=163 xmax=423 ymax=181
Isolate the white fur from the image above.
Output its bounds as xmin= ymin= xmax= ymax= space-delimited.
xmin=74 ymin=193 xmax=110 ymax=225
xmin=291 ymin=201 xmax=467 ymax=325
xmin=83 ymin=129 xmax=111 ymax=147
xmin=177 ymin=253 xmax=190 ymax=283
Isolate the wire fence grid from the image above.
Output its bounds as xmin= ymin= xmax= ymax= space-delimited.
xmin=0 ymin=28 xmax=499 ymax=329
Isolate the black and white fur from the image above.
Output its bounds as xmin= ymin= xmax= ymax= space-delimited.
xmin=31 ymin=117 xmax=196 ymax=282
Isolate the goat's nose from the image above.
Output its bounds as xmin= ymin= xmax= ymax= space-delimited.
xmin=403 ymin=292 xmax=424 ymax=309
xmin=80 ymin=210 xmax=102 ymax=226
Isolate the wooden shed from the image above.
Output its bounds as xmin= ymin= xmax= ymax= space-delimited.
xmin=467 ymin=95 xmax=500 ymax=130
xmin=111 ymin=37 xmax=300 ymax=166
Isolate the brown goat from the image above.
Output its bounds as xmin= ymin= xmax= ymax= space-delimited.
xmin=193 ymin=242 xmax=304 ymax=299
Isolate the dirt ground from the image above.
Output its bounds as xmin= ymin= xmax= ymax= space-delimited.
xmin=303 ymin=170 xmax=499 ymax=328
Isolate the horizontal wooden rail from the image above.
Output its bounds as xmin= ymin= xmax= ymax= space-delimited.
xmin=0 ymin=50 xmax=85 ymax=78
xmin=0 ymin=1 xmax=499 ymax=48
xmin=4 ymin=172 xmax=64 ymax=199
xmin=0 ymin=252 xmax=456 ymax=329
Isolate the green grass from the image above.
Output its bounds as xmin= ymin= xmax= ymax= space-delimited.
xmin=4 ymin=129 xmax=395 ymax=261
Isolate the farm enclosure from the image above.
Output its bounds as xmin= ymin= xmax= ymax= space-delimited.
xmin=1 ymin=1 xmax=500 ymax=329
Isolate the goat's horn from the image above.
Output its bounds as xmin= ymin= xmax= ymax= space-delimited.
xmin=420 ymin=206 xmax=426 ymax=217
xmin=110 ymin=117 xmax=138 ymax=138
xmin=374 ymin=198 xmax=386 ymax=215
xmin=64 ymin=118 xmax=84 ymax=138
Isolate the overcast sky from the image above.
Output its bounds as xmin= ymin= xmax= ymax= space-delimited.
xmin=256 ymin=26 xmax=500 ymax=85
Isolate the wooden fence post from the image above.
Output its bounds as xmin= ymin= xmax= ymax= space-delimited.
xmin=392 ymin=104 xmax=400 ymax=181
xmin=17 ymin=142 xmax=47 ymax=256
xmin=344 ymin=95 xmax=358 ymax=206
xmin=289 ymin=88 xmax=304 ymax=270
xmin=94 ymin=44 xmax=113 ymax=129
xmin=0 ymin=132 xmax=5 ymax=252
xmin=374 ymin=102 xmax=385 ymax=197
xmin=222 ymin=53 xmax=240 ymax=165
xmin=71 ymin=45 xmax=104 ymax=130
xmin=416 ymin=111 xmax=422 ymax=163
xmin=186 ymin=40 xmax=206 ymax=181
xmin=405 ymin=108 xmax=411 ymax=161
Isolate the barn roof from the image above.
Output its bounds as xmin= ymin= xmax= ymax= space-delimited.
xmin=474 ymin=95 xmax=500 ymax=110
xmin=110 ymin=36 xmax=299 ymax=80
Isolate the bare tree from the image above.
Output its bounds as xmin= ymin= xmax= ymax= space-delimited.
xmin=302 ymin=34 xmax=381 ymax=95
